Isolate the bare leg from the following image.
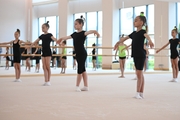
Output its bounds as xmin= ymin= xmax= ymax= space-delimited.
xmin=82 ymin=72 xmax=88 ymax=87
xmin=174 ymin=58 xmax=179 ymax=79
xmin=136 ymin=70 xmax=143 ymax=92
xmin=76 ymin=74 xmax=82 ymax=87
xmin=45 ymin=57 xmax=51 ymax=82
xmin=14 ymin=63 xmax=18 ymax=79
xmin=122 ymin=59 xmax=126 ymax=77
xmin=17 ymin=63 xmax=21 ymax=79
xmin=119 ymin=59 xmax=124 ymax=77
xmin=171 ymin=59 xmax=176 ymax=79
xmin=42 ymin=57 xmax=48 ymax=82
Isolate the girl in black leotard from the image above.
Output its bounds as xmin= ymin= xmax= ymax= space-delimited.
xmin=0 ymin=29 xmax=30 ymax=82
xmin=114 ymin=12 xmax=154 ymax=99
xmin=32 ymin=21 xmax=57 ymax=86
xmin=92 ymin=43 xmax=97 ymax=71
xmin=3 ymin=47 xmax=10 ymax=70
xmin=22 ymin=44 xmax=31 ymax=72
xmin=156 ymin=26 xmax=180 ymax=82
xmin=57 ymin=15 xmax=100 ymax=92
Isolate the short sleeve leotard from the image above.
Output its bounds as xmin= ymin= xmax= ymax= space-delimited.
xmin=13 ymin=40 xmax=21 ymax=63
xmin=92 ymin=48 xmax=96 ymax=60
xmin=169 ymin=38 xmax=180 ymax=59
xmin=39 ymin=33 xmax=53 ymax=57
xmin=71 ymin=31 xmax=87 ymax=74
xmin=129 ymin=29 xmax=146 ymax=70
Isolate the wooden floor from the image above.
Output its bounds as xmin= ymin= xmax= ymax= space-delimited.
xmin=0 ymin=73 xmax=180 ymax=120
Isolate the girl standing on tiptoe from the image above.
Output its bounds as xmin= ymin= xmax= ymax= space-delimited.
xmin=32 ymin=21 xmax=57 ymax=86
xmin=57 ymin=15 xmax=100 ymax=92
xmin=156 ymin=26 xmax=180 ymax=82
xmin=60 ymin=41 xmax=67 ymax=74
xmin=115 ymin=35 xmax=129 ymax=78
xmin=0 ymin=29 xmax=30 ymax=82
xmin=114 ymin=12 xmax=154 ymax=99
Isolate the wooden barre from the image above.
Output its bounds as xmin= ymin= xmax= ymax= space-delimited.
xmin=0 ymin=54 xmax=171 ymax=57
xmin=0 ymin=45 xmax=176 ymax=50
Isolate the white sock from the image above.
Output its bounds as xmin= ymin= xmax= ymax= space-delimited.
xmin=76 ymin=87 xmax=81 ymax=92
xmin=174 ymin=78 xmax=178 ymax=82
xmin=81 ymin=86 xmax=89 ymax=91
xmin=134 ymin=92 xmax=142 ymax=99
xmin=139 ymin=92 xmax=144 ymax=98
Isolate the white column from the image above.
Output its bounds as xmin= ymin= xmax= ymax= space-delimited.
xmin=58 ymin=0 xmax=73 ymax=67
xmin=102 ymin=0 xmax=119 ymax=69
xmin=154 ymin=1 xmax=176 ymax=70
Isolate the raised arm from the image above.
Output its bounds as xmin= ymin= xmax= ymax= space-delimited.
xmin=114 ymin=36 xmax=130 ymax=50
xmin=85 ymin=30 xmax=100 ymax=37
xmin=144 ymin=34 xmax=154 ymax=48
xmin=56 ymin=36 xmax=72 ymax=44
xmin=0 ymin=40 xmax=13 ymax=45
xmin=156 ymin=42 xmax=169 ymax=53
xmin=32 ymin=38 xmax=41 ymax=46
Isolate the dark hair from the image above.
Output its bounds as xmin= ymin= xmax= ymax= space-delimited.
xmin=43 ymin=21 xmax=50 ymax=28
xmin=63 ymin=40 xmax=66 ymax=45
xmin=138 ymin=12 xmax=148 ymax=32
xmin=92 ymin=43 xmax=96 ymax=46
xmin=16 ymin=29 xmax=20 ymax=35
xmin=75 ymin=15 xmax=85 ymax=26
xmin=173 ymin=26 xmax=178 ymax=33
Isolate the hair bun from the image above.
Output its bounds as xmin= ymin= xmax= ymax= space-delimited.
xmin=80 ymin=15 xmax=83 ymax=19
xmin=140 ymin=12 xmax=144 ymax=16
xmin=17 ymin=29 xmax=20 ymax=32
xmin=47 ymin=21 xmax=49 ymax=24
xmin=174 ymin=26 xmax=177 ymax=29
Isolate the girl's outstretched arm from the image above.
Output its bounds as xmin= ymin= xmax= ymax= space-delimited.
xmin=156 ymin=42 xmax=169 ymax=53
xmin=114 ymin=36 xmax=130 ymax=50
xmin=0 ymin=40 xmax=13 ymax=45
xmin=85 ymin=30 xmax=100 ymax=37
xmin=57 ymin=36 xmax=72 ymax=44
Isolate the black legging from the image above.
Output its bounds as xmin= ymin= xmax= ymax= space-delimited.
xmin=76 ymin=52 xmax=87 ymax=74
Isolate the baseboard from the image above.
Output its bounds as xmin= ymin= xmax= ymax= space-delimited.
xmin=154 ymin=68 xmax=169 ymax=71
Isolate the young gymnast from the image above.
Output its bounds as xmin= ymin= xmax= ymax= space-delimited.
xmin=92 ymin=43 xmax=97 ymax=71
xmin=57 ymin=15 xmax=100 ymax=92
xmin=156 ymin=26 xmax=180 ymax=82
xmin=3 ymin=47 xmax=10 ymax=70
xmin=52 ymin=46 xmax=57 ymax=69
xmin=69 ymin=48 xmax=77 ymax=70
xmin=60 ymin=41 xmax=67 ymax=74
xmin=31 ymin=21 xmax=57 ymax=86
xmin=33 ymin=43 xmax=41 ymax=73
xmin=115 ymin=35 xmax=129 ymax=78
xmin=0 ymin=29 xmax=30 ymax=82
xmin=114 ymin=13 xmax=154 ymax=99
xmin=22 ymin=45 xmax=31 ymax=71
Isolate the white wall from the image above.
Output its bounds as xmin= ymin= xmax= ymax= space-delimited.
xmin=0 ymin=0 xmax=32 ymax=42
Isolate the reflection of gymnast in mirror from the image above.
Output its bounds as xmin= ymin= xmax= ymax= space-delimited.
xmin=91 ymin=43 xmax=97 ymax=71
xmin=115 ymin=35 xmax=129 ymax=78
xmin=61 ymin=41 xmax=67 ymax=74
xmin=22 ymin=43 xmax=31 ymax=72
xmin=33 ymin=43 xmax=41 ymax=73
xmin=4 ymin=47 xmax=10 ymax=70
xmin=52 ymin=46 xmax=57 ymax=69
xmin=69 ymin=48 xmax=77 ymax=70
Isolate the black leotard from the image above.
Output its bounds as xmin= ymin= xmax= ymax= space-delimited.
xmin=6 ymin=52 xmax=10 ymax=61
xmin=129 ymin=30 xmax=146 ymax=70
xmin=169 ymin=38 xmax=180 ymax=59
xmin=92 ymin=48 xmax=96 ymax=60
xmin=13 ymin=40 xmax=21 ymax=63
xmin=39 ymin=33 xmax=53 ymax=57
xmin=71 ymin=31 xmax=87 ymax=74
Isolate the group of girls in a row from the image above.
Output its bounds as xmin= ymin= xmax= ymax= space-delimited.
xmin=0 ymin=12 xmax=179 ymax=99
